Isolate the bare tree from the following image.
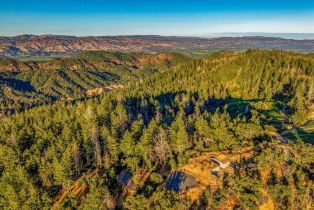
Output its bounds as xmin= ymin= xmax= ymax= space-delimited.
xmin=71 ymin=143 xmax=81 ymax=176
xmin=308 ymin=79 xmax=313 ymax=103
xmin=91 ymin=125 xmax=102 ymax=168
xmin=154 ymin=128 xmax=171 ymax=164
xmin=85 ymin=105 xmax=102 ymax=168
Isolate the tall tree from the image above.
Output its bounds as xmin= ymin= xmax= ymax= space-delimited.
xmin=85 ymin=105 xmax=102 ymax=168
xmin=170 ymin=111 xmax=191 ymax=154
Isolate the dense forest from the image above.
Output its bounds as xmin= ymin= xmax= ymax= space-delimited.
xmin=0 ymin=50 xmax=313 ymax=209
xmin=0 ymin=51 xmax=189 ymax=114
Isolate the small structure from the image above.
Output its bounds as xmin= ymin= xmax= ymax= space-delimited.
xmin=165 ymin=171 xmax=198 ymax=192
xmin=117 ymin=169 xmax=133 ymax=187
xmin=210 ymin=158 xmax=230 ymax=169
xmin=209 ymin=158 xmax=231 ymax=177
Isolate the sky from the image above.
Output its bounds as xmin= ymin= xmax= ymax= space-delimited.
xmin=0 ymin=0 xmax=314 ymax=37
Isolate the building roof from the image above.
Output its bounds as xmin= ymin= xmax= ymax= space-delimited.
xmin=166 ymin=171 xmax=198 ymax=192
xmin=117 ymin=169 xmax=132 ymax=185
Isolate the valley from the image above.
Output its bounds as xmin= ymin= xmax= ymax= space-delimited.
xmin=1 ymin=0 xmax=313 ymax=209
xmin=0 ymin=51 xmax=190 ymax=115
xmin=0 ymin=49 xmax=313 ymax=209
xmin=1 ymin=35 xmax=314 ymax=58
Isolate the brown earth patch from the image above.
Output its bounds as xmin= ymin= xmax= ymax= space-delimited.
xmin=86 ymin=87 xmax=104 ymax=96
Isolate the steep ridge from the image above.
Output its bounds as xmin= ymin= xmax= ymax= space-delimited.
xmin=0 ymin=51 xmax=192 ymax=114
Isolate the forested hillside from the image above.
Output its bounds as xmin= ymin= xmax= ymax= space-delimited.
xmin=0 ymin=50 xmax=313 ymax=209
xmin=0 ymin=51 xmax=190 ymax=114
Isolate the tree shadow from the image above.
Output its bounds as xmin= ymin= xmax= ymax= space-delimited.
xmin=0 ymin=77 xmax=35 ymax=92
xmin=201 ymin=97 xmax=258 ymax=119
xmin=121 ymin=91 xmax=290 ymax=135
xmin=283 ymin=126 xmax=314 ymax=145
xmin=123 ymin=91 xmax=187 ymax=125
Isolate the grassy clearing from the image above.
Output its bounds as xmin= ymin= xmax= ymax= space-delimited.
xmin=17 ymin=56 xmax=55 ymax=62
xmin=179 ymin=147 xmax=254 ymax=202
xmin=172 ymin=50 xmax=220 ymax=58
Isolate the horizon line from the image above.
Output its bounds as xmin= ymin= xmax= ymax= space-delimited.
xmin=1 ymin=32 xmax=314 ymax=40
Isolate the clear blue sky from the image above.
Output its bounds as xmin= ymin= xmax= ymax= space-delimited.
xmin=0 ymin=0 xmax=314 ymax=36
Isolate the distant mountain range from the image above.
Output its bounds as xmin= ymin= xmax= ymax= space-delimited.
xmin=200 ymin=33 xmax=314 ymax=40
xmin=0 ymin=35 xmax=314 ymax=57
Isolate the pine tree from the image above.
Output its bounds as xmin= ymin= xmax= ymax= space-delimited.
xmin=100 ymin=126 xmax=118 ymax=168
xmin=120 ymin=130 xmax=135 ymax=157
xmin=110 ymin=102 xmax=128 ymax=138
xmin=170 ymin=111 xmax=191 ymax=154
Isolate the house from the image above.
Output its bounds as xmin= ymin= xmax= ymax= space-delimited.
xmin=165 ymin=171 xmax=198 ymax=192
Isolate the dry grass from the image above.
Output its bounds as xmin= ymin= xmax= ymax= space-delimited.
xmin=177 ymin=146 xmax=277 ymax=209
xmin=105 ymin=84 xmax=124 ymax=91
xmin=178 ymin=147 xmax=254 ymax=202
xmin=259 ymin=189 xmax=275 ymax=210
xmin=52 ymin=145 xmax=277 ymax=209
xmin=52 ymin=171 xmax=97 ymax=210
xmin=86 ymin=87 xmax=104 ymax=96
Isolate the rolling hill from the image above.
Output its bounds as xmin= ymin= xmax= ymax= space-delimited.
xmin=0 ymin=51 xmax=191 ymax=114
xmin=0 ymin=49 xmax=313 ymax=209
xmin=0 ymin=35 xmax=314 ymax=57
